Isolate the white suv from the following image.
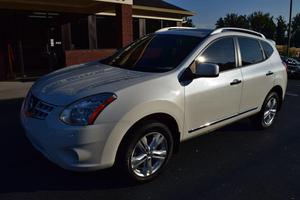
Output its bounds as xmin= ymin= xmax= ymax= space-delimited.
xmin=21 ymin=27 xmax=287 ymax=182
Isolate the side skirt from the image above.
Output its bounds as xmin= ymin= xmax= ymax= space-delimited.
xmin=188 ymin=107 xmax=258 ymax=134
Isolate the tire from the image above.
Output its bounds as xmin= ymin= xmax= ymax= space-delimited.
xmin=251 ymin=92 xmax=280 ymax=130
xmin=117 ymin=120 xmax=174 ymax=183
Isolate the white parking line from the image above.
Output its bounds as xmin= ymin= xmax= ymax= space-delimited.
xmin=286 ymin=92 xmax=299 ymax=97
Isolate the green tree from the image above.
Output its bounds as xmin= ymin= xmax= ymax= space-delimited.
xmin=183 ymin=18 xmax=195 ymax=27
xmin=216 ymin=17 xmax=225 ymax=28
xmin=215 ymin=13 xmax=249 ymax=28
xmin=291 ymin=14 xmax=300 ymax=47
xmin=248 ymin=12 xmax=276 ymax=39
xmin=275 ymin=16 xmax=287 ymax=45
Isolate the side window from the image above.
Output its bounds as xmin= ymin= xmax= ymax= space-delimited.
xmin=261 ymin=41 xmax=274 ymax=58
xmin=198 ymin=38 xmax=236 ymax=72
xmin=238 ymin=37 xmax=264 ymax=66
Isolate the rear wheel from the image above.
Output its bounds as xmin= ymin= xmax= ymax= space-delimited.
xmin=118 ymin=120 xmax=174 ymax=182
xmin=251 ymin=92 xmax=280 ymax=130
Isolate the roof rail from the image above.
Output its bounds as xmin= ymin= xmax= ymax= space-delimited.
xmin=211 ymin=27 xmax=266 ymax=39
xmin=155 ymin=26 xmax=196 ymax=33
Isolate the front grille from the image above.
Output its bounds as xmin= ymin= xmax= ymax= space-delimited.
xmin=25 ymin=94 xmax=54 ymax=120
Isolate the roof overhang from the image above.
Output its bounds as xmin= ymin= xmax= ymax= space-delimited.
xmin=0 ymin=0 xmax=132 ymax=13
xmin=133 ymin=5 xmax=194 ymax=16
xmin=132 ymin=4 xmax=194 ymax=21
xmin=0 ymin=0 xmax=194 ymax=19
xmin=97 ymin=12 xmax=185 ymax=21
xmin=95 ymin=0 xmax=132 ymax=5
xmin=96 ymin=3 xmax=194 ymax=21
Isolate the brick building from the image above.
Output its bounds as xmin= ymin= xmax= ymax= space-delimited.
xmin=0 ymin=0 xmax=193 ymax=80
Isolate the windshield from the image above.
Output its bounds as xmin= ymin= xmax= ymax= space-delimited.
xmin=100 ymin=34 xmax=203 ymax=73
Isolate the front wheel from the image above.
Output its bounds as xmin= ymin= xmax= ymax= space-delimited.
xmin=118 ymin=120 xmax=174 ymax=182
xmin=251 ymin=92 xmax=280 ymax=130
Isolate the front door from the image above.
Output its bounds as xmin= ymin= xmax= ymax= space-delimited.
xmin=184 ymin=37 xmax=243 ymax=136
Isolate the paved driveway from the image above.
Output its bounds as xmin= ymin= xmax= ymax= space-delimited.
xmin=0 ymin=82 xmax=33 ymax=100
xmin=0 ymin=80 xmax=300 ymax=200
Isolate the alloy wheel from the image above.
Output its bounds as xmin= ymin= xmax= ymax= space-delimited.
xmin=263 ymin=96 xmax=278 ymax=126
xmin=130 ymin=132 xmax=168 ymax=178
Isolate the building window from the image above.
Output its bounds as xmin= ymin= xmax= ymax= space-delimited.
xmin=163 ymin=20 xmax=177 ymax=28
xmin=146 ymin=19 xmax=162 ymax=34
xmin=133 ymin=18 xmax=140 ymax=41
xmin=71 ymin=17 xmax=89 ymax=50
xmin=96 ymin=16 xmax=118 ymax=49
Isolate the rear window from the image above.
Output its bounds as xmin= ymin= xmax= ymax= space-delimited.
xmin=238 ymin=37 xmax=264 ymax=66
xmin=261 ymin=41 xmax=274 ymax=58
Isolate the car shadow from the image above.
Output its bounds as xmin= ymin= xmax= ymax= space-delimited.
xmin=219 ymin=118 xmax=258 ymax=132
xmin=0 ymin=98 xmax=266 ymax=194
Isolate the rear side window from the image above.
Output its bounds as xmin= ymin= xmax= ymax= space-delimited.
xmin=238 ymin=37 xmax=264 ymax=66
xmin=261 ymin=41 xmax=274 ymax=58
xmin=199 ymin=38 xmax=236 ymax=72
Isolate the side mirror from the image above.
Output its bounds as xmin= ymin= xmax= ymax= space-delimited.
xmin=194 ymin=62 xmax=220 ymax=78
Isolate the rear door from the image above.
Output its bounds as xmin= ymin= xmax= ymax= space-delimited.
xmin=237 ymin=37 xmax=274 ymax=113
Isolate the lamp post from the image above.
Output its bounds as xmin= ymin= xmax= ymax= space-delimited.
xmin=287 ymin=0 xmax=293 ymax=56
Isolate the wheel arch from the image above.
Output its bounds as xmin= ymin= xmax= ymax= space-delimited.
xmin=116 ymin=113 xmax=181 ymax=159
xmin=269 ymin=85 xmax=284 ymax=110
xmin=98 ymin=96 xmax=184 ymax=168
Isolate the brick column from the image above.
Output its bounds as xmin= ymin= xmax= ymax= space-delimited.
xmin=176 ymin=21 xmax=183 ymax=27
xmin=116 ymin=4 xmax=133 ymax=48
xmin=61 ymin=22 xmax=72 ymax=51
xmin=88 ymin=15 xmax=98 ymax=49
xmin=139 ymin=18 xmax=146 ymax=38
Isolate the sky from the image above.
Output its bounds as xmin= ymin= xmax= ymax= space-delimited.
xmin=166 ymin=0 xmax=300 ymax=28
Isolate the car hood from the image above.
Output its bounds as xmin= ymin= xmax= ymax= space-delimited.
xmin=31 ymin=62 xmax=155 ymax=105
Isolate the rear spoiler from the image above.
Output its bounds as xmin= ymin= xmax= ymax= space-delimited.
xmin=268 ymin=39 xmax=276 ymax=46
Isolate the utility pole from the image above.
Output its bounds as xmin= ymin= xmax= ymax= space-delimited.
xmin=287 ymin=0 xmax=293 ymax=56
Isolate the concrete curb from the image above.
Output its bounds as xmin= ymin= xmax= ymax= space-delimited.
xmin=0 ymin=82 xmax=34 ymax=100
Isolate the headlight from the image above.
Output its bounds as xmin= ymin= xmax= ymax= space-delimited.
xmin=60 ymin=93 xmax=117 ymax=126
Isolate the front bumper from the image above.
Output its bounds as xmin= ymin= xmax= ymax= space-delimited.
xmin=20 ymin=103 xmax=116 ymax=171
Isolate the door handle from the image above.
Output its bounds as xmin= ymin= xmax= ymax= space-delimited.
xmin=230 ymin=79 xmax=242 ymax=86
xmin=266 ymin=71 xmax=274 ymax=76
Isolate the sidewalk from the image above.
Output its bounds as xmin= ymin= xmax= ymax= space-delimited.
xmin=0 ymin=82 xmax=33 ymax=100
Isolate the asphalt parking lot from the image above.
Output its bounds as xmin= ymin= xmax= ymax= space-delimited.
xmin=0 ymin=79 xmax=300 ymax=200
